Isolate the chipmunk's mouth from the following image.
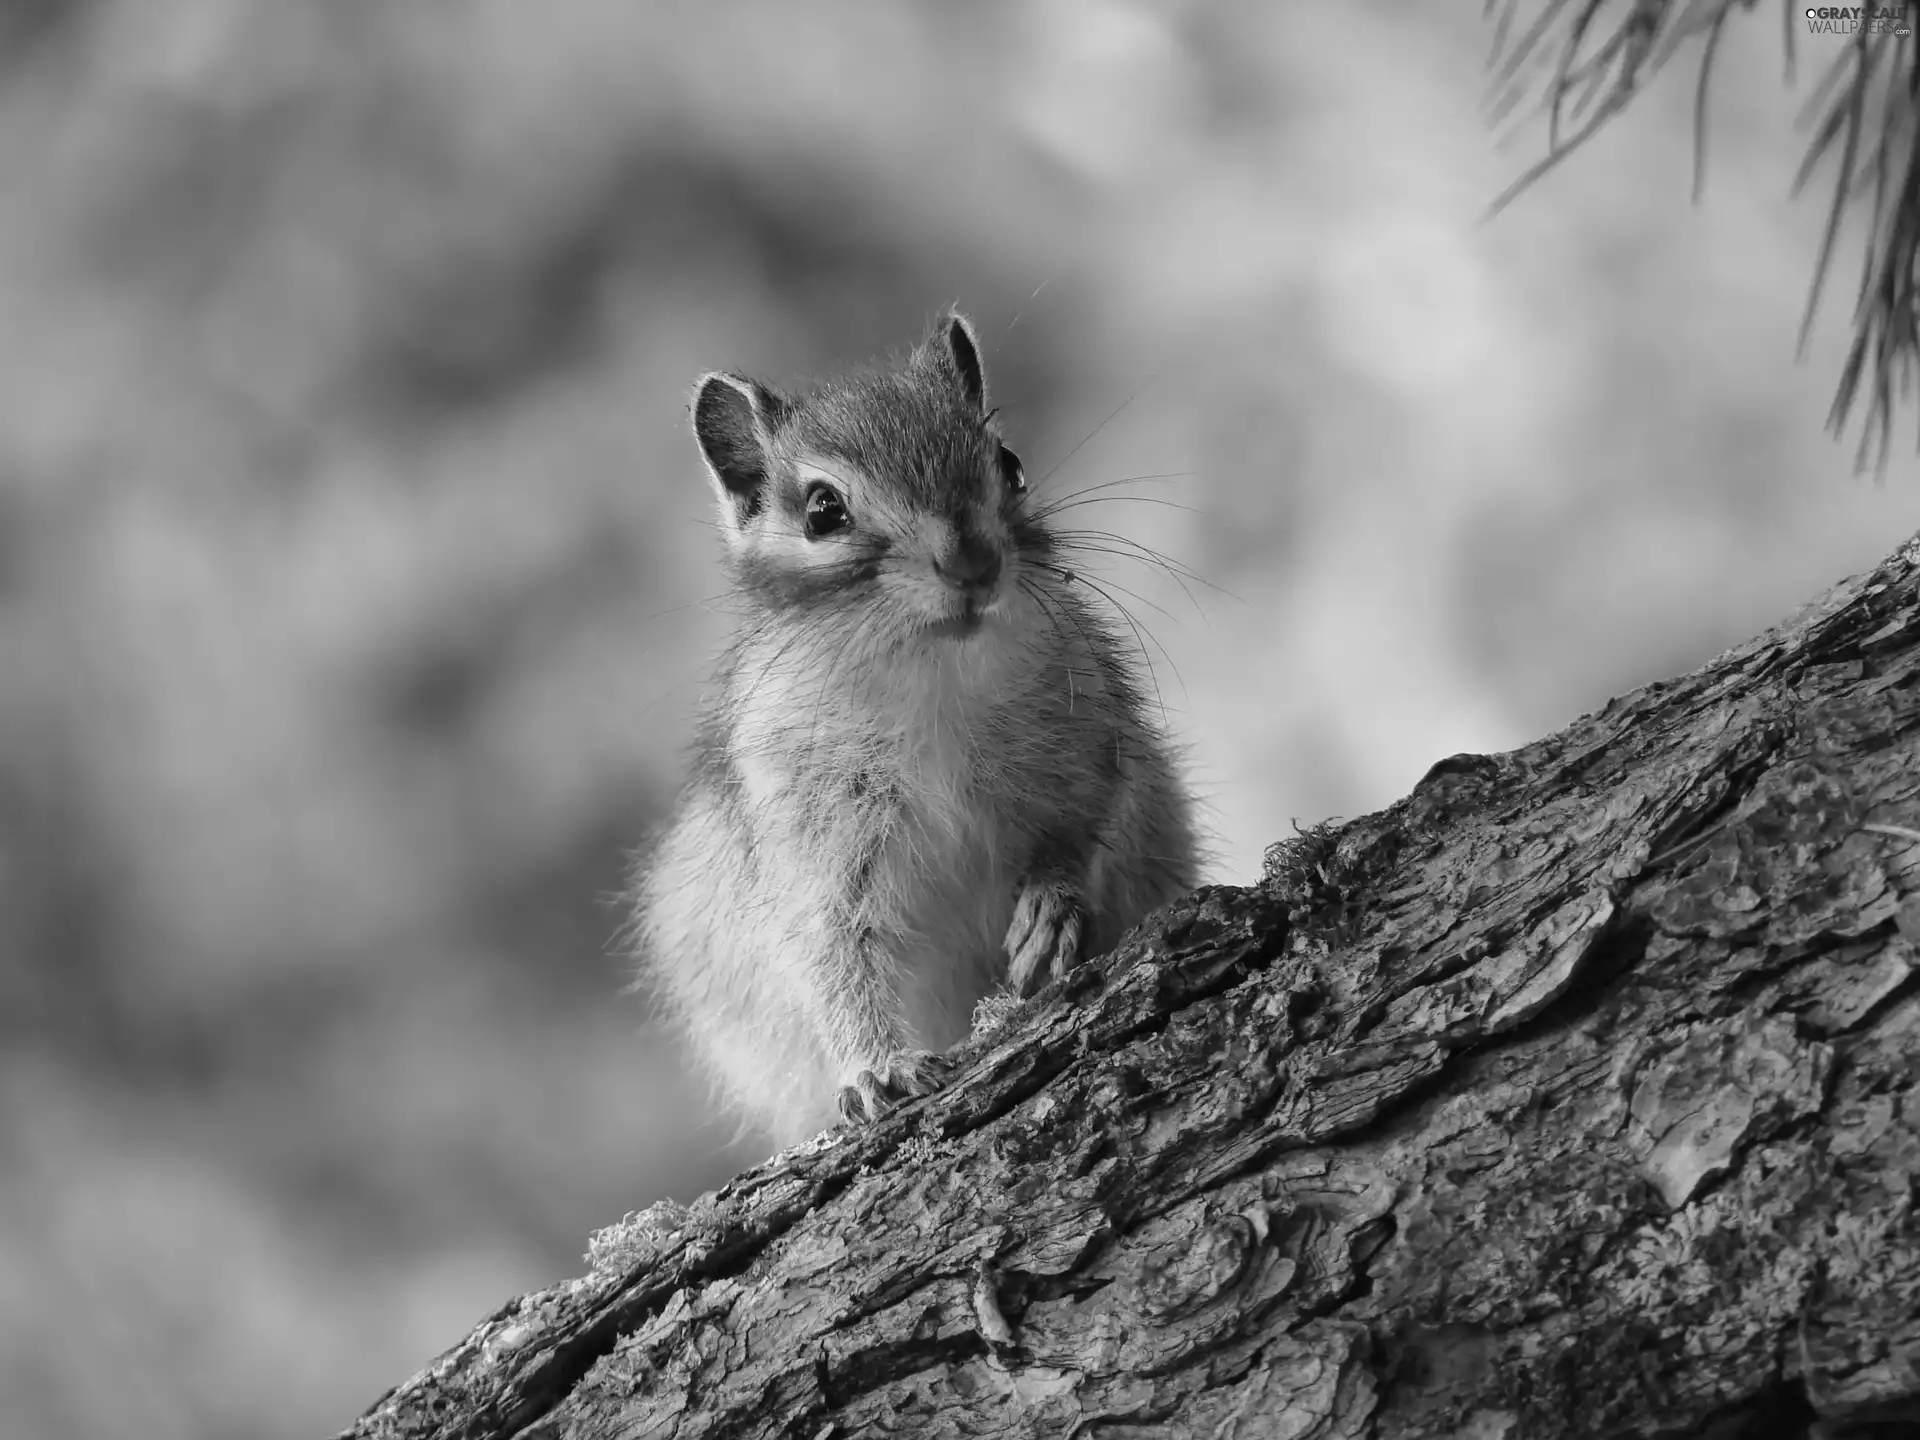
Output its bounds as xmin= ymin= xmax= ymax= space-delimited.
xmin=923 ymin=598 xmax=994 ymax=639
xmin=924 ymin=613 xmax=987 ymax=640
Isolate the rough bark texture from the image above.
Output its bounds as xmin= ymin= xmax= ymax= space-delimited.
xmin=343 ymin=533 xmax=1920 ymax=1440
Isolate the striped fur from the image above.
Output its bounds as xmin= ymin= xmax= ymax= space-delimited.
xmin=630 ymin=315 xmax=1198 ymax=1145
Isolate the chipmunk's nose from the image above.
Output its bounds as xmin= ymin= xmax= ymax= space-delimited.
xmin=938 ymin=532 xmax=1002 ymax=599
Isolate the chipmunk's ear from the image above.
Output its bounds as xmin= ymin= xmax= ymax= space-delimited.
xmin=692 ymin=372 xmax=785 ymax=529
xmin=924 ymin=310 xmax=986 ymax=414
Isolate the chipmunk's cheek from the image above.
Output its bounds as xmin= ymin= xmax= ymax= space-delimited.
xmin=868 ymin=564 xmax=940 ymax=629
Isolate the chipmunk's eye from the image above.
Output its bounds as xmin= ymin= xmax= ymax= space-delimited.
xmin=803 ymin=483 xmax=849 ymax=538
xmin=998 ymin=444 xmax=1026 ymax=495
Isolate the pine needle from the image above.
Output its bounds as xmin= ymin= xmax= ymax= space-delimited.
xmin=1796 ymin=21 xmax=1920 ymax=471
xmin=1486 ymin=0 xmax=1920 ymax=475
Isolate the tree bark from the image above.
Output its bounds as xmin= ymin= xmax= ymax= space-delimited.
xmin=342 ymin=533 xmax=1920 ymax=1440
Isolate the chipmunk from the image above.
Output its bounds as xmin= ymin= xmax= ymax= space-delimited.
xmin=630 ymin=312 xmax=1199 ymax=1146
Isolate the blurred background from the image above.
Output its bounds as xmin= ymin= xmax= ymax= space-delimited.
xmin=4 ymin=2 xmax=1918 ymax=1435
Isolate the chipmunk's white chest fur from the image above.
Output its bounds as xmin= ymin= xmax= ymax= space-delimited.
xmin=730 ymin=627 xmax=1024 ymax=1035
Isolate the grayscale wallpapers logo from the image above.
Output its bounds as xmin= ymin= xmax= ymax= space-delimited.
xmin=1806 ymin=5 xmax=1913 ymax=33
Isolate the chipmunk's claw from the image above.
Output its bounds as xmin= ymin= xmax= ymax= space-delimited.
xmin=836 ymin=1049 xmax=953 ymax=1125
xmin=836 ymin=1074 xmax=887 ymax=1126
xmin=1006 ymin=880 xmax=1085 ymax=997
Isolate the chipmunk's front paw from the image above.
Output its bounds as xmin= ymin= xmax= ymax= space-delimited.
xmin=835 ymin=1049 xmax=953 ymax=1126
xmin=1005 ymin=879 xmax=1085 ymax=997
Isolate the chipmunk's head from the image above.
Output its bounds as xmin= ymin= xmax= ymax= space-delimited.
xmin=690 ymin=312 xmax=1045 ymax=647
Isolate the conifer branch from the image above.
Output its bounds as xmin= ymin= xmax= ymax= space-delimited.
xmin=1487 ymin=0 xmax=1920 ymax=473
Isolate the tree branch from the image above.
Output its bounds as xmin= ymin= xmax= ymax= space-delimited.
xmin=341 ymin=528 xmax=1920 ymax=1438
